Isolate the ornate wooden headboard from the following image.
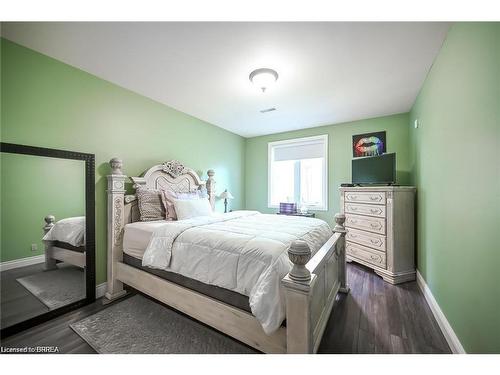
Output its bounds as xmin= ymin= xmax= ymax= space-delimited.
xmin=106 ymin=158 xmax=216 ymax=254
xmin=126 ymin=160 xmax=216 ymax=223
xmin=131 ymin=160 xmax=209 ymax=194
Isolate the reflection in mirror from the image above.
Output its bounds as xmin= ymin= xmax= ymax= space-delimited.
xmin=1 ymin=152 xmax=86 ymax=329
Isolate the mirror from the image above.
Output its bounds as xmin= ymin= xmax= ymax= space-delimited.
xmin=0 ymin=143 xmax=95 ymax=335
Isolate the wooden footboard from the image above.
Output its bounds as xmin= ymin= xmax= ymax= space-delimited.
xmin=104 ymin=158 xmax=348 ymax=354
xmin=282 ymin=214 xmax=348 ymax=353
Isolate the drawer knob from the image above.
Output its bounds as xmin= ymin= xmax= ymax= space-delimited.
xmin=370 ymin=239 xmax=380 ymax=245
xmin=370 ymin=208 xmax=381 ymax=214
xmin=369 ymin=195 xmax=382 ymax=201
xmin=370 ymin=223 xmax=381 ymax=229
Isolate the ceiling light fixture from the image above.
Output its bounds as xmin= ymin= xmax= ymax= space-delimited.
xmin=249 ymin=68 xmax=279 ymax=93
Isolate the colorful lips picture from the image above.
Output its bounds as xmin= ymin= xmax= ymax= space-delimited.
xmin=352 ymin=131 xmax=386 ymax=157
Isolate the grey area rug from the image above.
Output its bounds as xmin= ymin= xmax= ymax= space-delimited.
xmin=16 ymin=264 xmax=85 ymax=310
xmin=70 ymin=294 xmax=257 ymax=354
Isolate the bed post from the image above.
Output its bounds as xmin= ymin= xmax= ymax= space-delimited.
xmin=282 ymin=213 xmax=349 ymax=353
xmin=206 ymin=169 xmax=216 ymax=210
xmin=43 ymin=215 xmax=57 ymax=270
xmin=282 ymin=240 xmax=315 ymax=353
xmin=334 ymin=213 xmax=349 ymax=293
xmin=104 ymin=158 xmax=128 ymax=302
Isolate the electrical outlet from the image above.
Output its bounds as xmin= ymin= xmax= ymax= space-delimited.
xmin=414 ymin=119 xmax=419 ymax=129
xmin=31 ymin=243 xmax=38 ymax=252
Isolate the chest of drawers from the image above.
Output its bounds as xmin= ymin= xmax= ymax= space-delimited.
xmin=340 ymin=186 xmax=416 ymax=284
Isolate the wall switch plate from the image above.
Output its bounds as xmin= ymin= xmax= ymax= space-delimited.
xmin=31 ymin=243 xmax=38 ymax=252
xmin=414 ymin=119 xmax=419 ymax=129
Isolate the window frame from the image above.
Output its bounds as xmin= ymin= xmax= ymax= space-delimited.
xmin=267 ymin=134 xmax=328 ymax=211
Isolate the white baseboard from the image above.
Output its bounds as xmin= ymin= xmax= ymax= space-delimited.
xmin=96 ymin=282 xmax=107 ymax=298
xmin=0 ymin=254 xmax=45 ymax=272
xmin=2 ymin=256 xmax=108 ymax=299
xmin=416 ymin=270 xmax=466 ymax=354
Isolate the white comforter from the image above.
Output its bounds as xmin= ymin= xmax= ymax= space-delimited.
xmin=142 ymin=210 xmax=332 ymax=334
xmin=43 ymin=216 xmax=85 ymax=247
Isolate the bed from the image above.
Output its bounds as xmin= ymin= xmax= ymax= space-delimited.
xmin=43 ymin=215 xmax=86 ymax=270
xmin=104 ymin=158 xmax=349 ymax=353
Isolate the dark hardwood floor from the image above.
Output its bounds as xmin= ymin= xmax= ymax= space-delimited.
xmin=1 ymin=263 xmax=50 ymax=329
xmin=318 ymin=262 xmax=450 ymax=353
xmin=1 ymin=262 xmax=450 ymax=354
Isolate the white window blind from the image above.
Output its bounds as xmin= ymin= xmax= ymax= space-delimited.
xmin=273 ymin=139 xmax=326 ymax=161
xmin=268 ymin=135 xmax=328 ymax=211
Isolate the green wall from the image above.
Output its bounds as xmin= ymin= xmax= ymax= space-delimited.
xmin=245 ymin=113 xmax=411 ymax=225
xmin=0 ymin=38 xmax=246 ymax=283
xmin=409 ymin=23 xmax=500 ymax=353
xmin=1 ymin=153 xmax=85 ymax=262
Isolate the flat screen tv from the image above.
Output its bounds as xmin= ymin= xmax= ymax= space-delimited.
xmin=352 ymin=153 xmax=396 ymax=185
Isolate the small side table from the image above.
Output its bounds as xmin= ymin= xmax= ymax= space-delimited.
xmin=276 ymin=212 xmax=315 ymax=218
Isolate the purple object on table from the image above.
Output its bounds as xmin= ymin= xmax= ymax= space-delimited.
xmin=279 ymin=202 xmax=297 ymax=214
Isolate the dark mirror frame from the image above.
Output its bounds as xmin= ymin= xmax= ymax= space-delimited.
xmin=0 ymin=142 xmax=96 ymax=337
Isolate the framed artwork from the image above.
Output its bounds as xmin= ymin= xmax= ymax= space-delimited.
xmin=352 ymin=131 xmax=386 ymax=157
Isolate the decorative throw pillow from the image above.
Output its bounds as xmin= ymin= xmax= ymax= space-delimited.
xmin=136 ymin=187 xmax=166 ymax=221
xmin=161 ymin=190 xmax=201 ymax=220
xmin=173 ymin=198 xmax=213 ymax=220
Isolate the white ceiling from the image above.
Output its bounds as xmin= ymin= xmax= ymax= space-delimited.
xmin=1 ymin=22 xmax=449 ymax=138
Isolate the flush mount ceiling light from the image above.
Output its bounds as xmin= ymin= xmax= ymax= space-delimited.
xmin=249 ymin=68 xmax=279 ymax=93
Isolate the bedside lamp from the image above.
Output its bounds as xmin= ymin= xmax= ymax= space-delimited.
xmin=219 ymin=189 xmax=234 ymax=213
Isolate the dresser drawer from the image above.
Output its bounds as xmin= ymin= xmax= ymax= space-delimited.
xmin=345 ymin=214 xmax=386 ymax=235
xmin=346 ymin=242 xmax=386 ymax=269
xmin=344 ymin=191 xmax=386 ymax=205
xmin=346 ymin=227 xmax=386 ymax=251
xmin=345 ymin=202 xmax=386 ymax=218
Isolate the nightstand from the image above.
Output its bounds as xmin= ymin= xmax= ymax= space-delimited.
xmin=276 ymin=212 xmax=316 ymax=218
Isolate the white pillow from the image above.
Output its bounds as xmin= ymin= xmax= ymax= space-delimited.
xmin=173 ymin=199 xmax=213 ymax=220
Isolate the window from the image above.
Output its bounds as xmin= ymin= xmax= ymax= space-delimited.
xmin=268 ymin=135 xmax=328 ymax=210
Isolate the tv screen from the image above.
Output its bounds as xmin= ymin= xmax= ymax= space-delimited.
xmin=352 ymin=153 xmax=396 ymax=185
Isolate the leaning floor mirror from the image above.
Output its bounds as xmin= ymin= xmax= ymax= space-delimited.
xmin=0 ymin=143 xmax=95 ymax=336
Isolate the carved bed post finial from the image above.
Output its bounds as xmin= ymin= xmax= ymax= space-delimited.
xmin=282 ymin=240 xmax=315 ymax=353
xmin=287 ymin=240 xmax=312 ymax=283
xmin=110 ymin=157 xmax=123 ymax=175
xmin=44 ymin=215 xmax=55 ymax=233
xmin=333 ymin=213 xmax=349 ymax=293
xmin=333 ymin=213 xmax=346 ymax=234
xmin=206 ymin=169 xmax=216 ymax=210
